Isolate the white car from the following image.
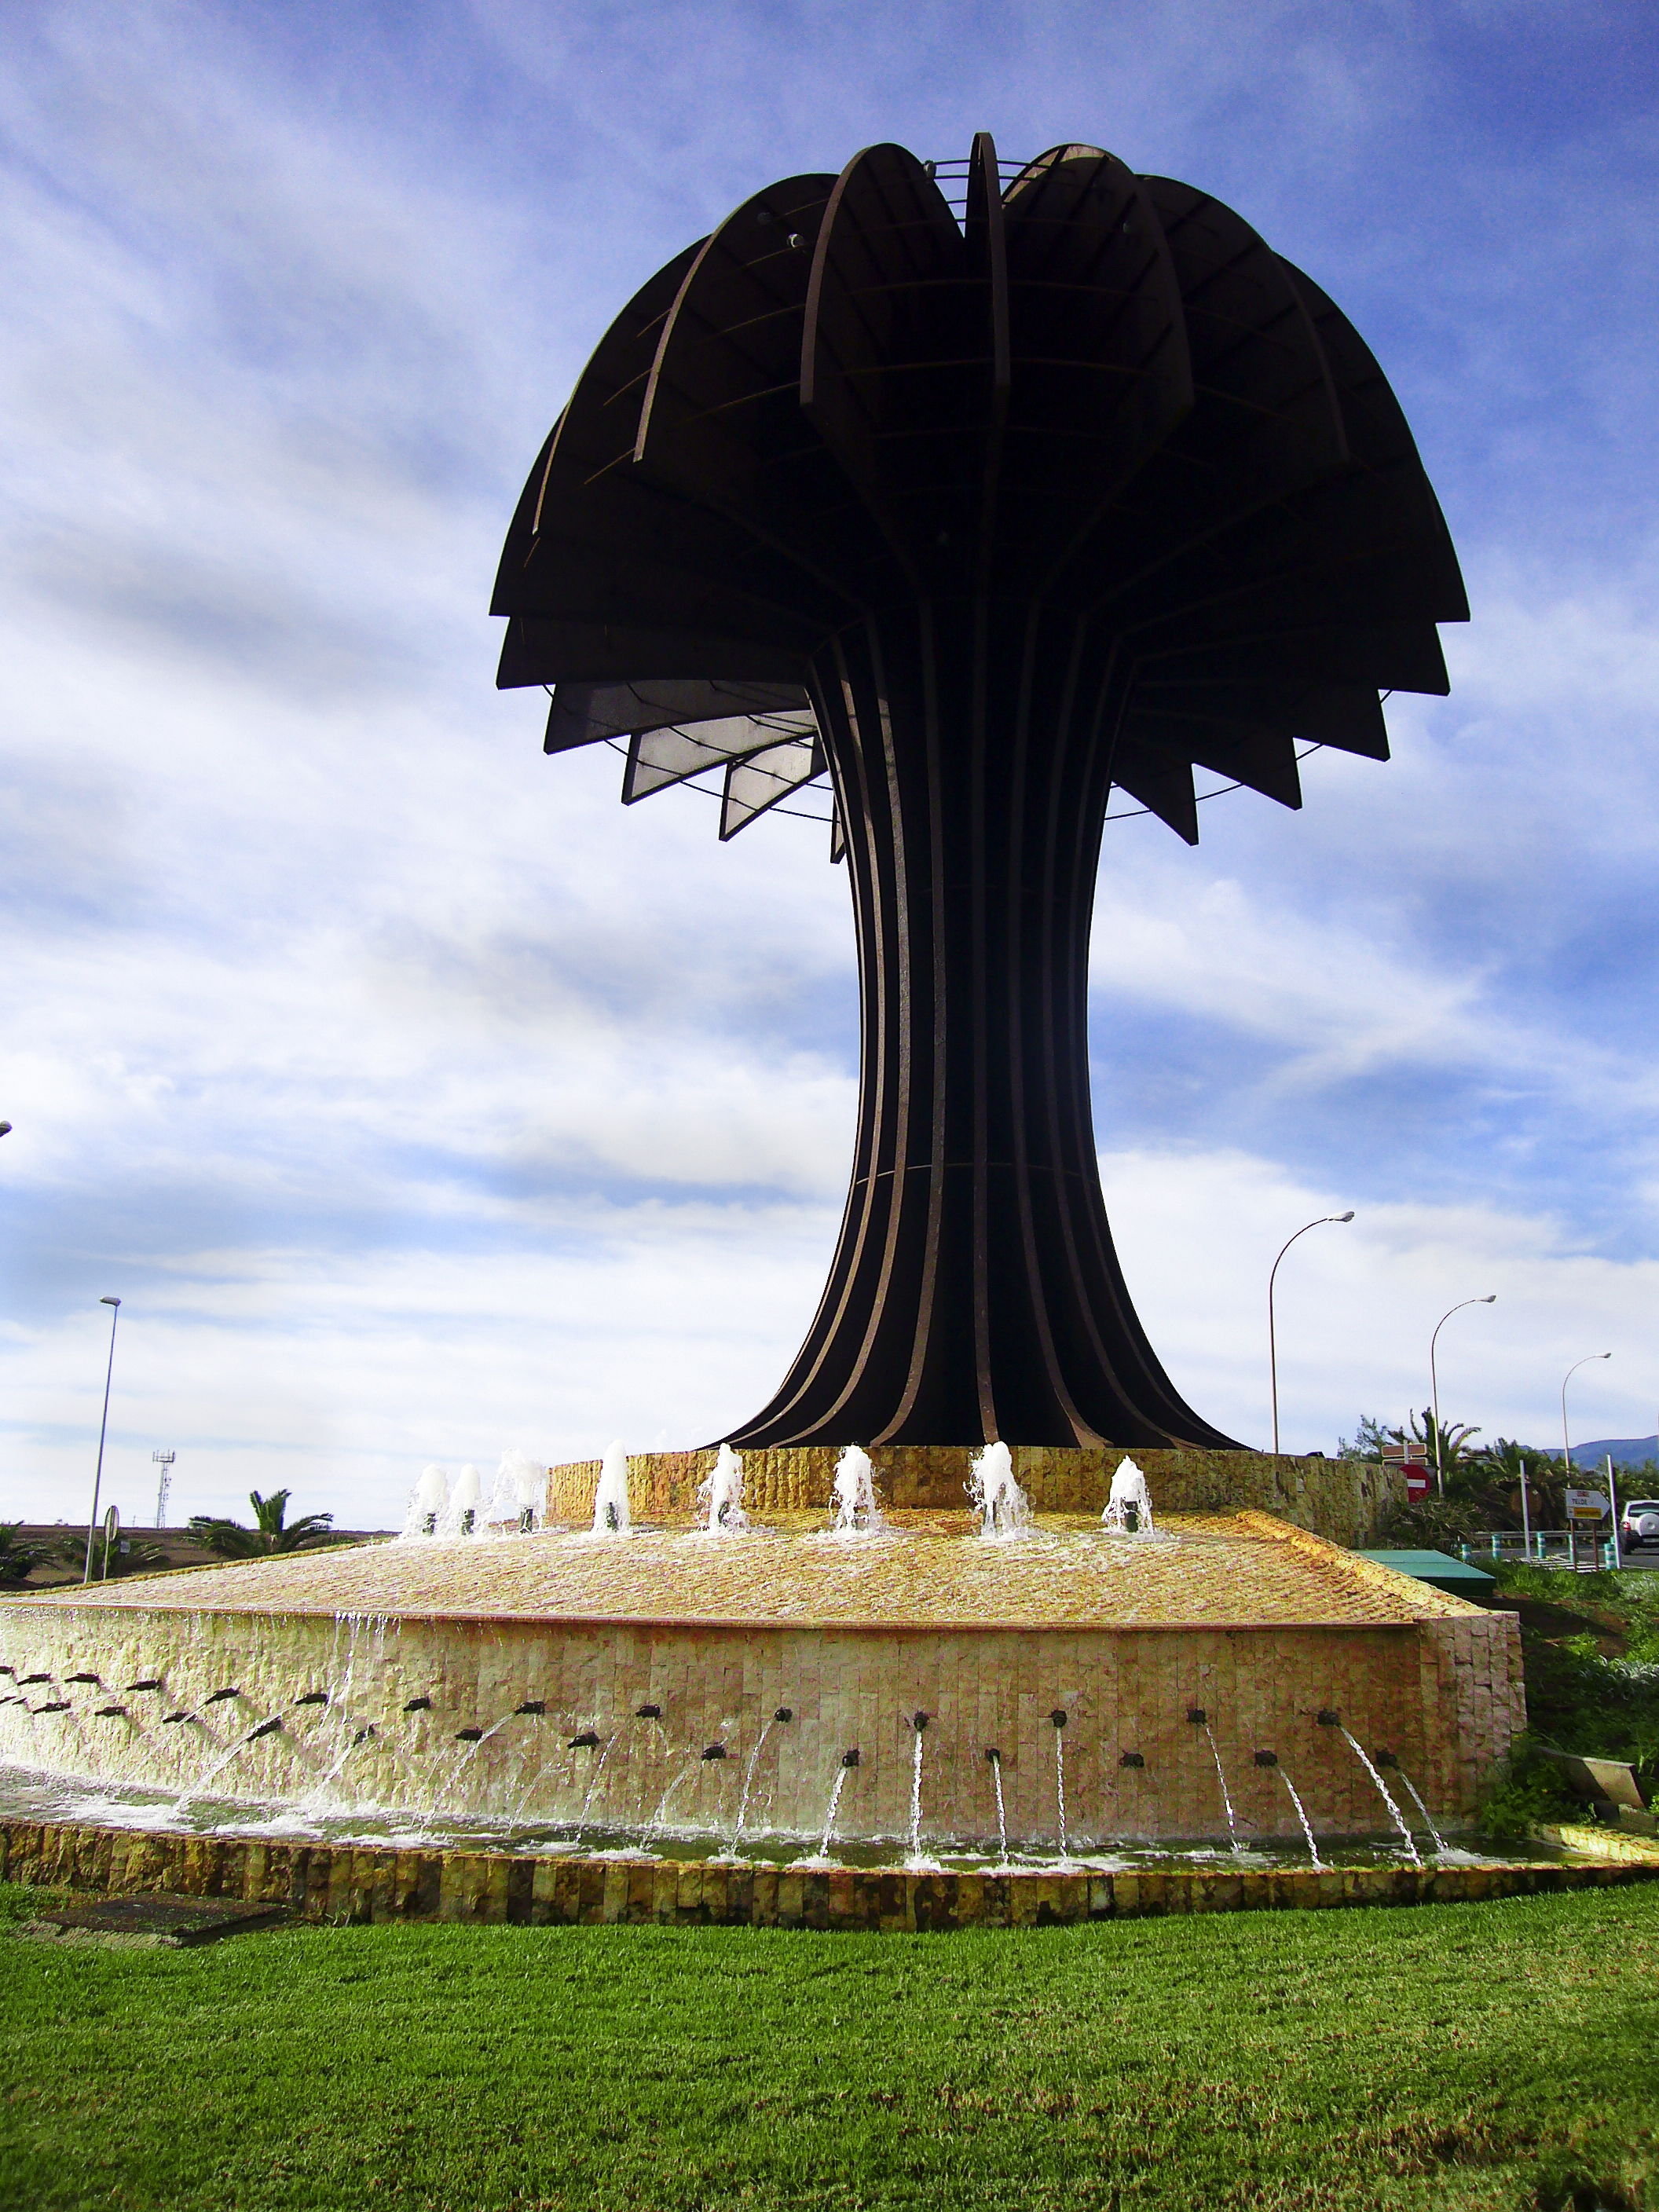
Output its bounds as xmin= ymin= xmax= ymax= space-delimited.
xmin=1621 ymin=1500 xmax=1659 ymax=1551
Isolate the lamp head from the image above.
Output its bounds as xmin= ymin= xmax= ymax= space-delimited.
xmin=100 ymin=1296 xmax=120 ymax=1309
xmin=0 ymin=1122 xmax=12 ymax=1137
xmin=1481 ymin=1295 xmax=1496 ymax=1304
xmin=1335 ymin=1210 xmax=1355 ymax=1223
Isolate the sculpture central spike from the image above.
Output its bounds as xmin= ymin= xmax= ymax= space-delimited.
xmin=492 ymin=134 xmax=1465 ymax=1447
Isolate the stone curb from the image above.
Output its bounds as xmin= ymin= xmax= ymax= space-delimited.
xmin=1531 ymin=1821 xmax=1659 ymax=1866
xmin=3 ymin=1817 xmax=1654 ymax=1931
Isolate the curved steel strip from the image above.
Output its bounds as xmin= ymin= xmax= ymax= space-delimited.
xmin=633 ymin=175 xmax=873 ymax=605
xmin=1141 ymin=619 xmax=1448 ymax=697
xmin=998 ymin=145 xmax=1195 ymax=600
xmin=1073 ymin=177 xmax=1348 ymax=639
xmin=1279 ymin=257 xmax=1467 ymax=624
xmin=499 ymin=616 xmax=806 ymax=690
xmin=800 ymin=143 xmax=980 ymax=587
xmin=496 ymin=236 xmax=829 ymax=673
xmin=963 ymin=130 xmax=1011 ymax=589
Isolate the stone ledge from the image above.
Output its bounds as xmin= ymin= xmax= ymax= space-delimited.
xmin=548 ymin=1448 xmax=1404 ymax=1547
xmin=3 ymin=1817 xmax=1650 ymax=1931
xmin=1531 ymin=1822 xmax=1659 ymax=1866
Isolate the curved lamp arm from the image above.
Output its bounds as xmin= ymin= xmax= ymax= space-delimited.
xmin=1428 ymin=1295 xmax=1496 ymax=1496
xmin=1560 ymin=1352 xmax=1611 ymax=1475
xmin=1269 ymin=1213 xmax=1355 ymax=1454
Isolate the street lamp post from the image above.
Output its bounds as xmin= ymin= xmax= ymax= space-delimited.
xmin=1560 ymin=1353 xmax=1611 ymax=1474
xmin=1429 ymin=1295 xmax=1496 ymax=1497
xmin=1269 ymin=1212 xmax=1356 ymax=1455
xmin=1561 ymin=1353 xmax=1611 ymax=1569
xmin=82 ymin=1296 xmax=122 ymax=1585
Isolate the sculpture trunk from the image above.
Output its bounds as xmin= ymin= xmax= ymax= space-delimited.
xmin=730 ymin=602 xmax=1235 ymax=1449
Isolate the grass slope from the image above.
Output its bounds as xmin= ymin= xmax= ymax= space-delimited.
xmin=1 ymin=1884 xmax=1655 ymax=2211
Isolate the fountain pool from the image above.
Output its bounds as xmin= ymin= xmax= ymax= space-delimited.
xmin=0 ymin=1453 xmax=1522 ymax=1862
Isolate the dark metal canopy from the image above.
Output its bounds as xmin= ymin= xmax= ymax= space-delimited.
xmin=493 ymin=134 xmax=1466 ymax=1449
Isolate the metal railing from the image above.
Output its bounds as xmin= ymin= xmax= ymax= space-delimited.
xmin=1459 ymin=1529 xmax=1618 ymax=1570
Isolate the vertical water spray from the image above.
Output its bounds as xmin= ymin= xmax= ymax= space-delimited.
xmin=1190 ymin=1710 xmax=1243 ymax=1855
xmin=646 ymin=1751 xmax=699 ymax=1841
xmin=830 ymin=1447 xmax=883 ymax=1535
xmin=965 ymin=1444 xmax=1031 ymax=1539
xmin=818 ymin=1749 xmax=857 ymax=1859
xmin=404 ymin=1466 xmax=449 ymax=1540
xmin=592 ymin=1441 xmax=631 ymax=1536
xmin=985 ymin=1749 xmax=1009 ymax=1870
xmin=1381 ymin=1753 xmax=1446 ymax=1856
xmin=438 ymin=1466 xmax=483 ymax=1540
xmin=1325 ymin=1718 xmax=1423 ymax=1868
xmin=698 ymin=1444 xmax=749 ymax=1533
xmin=573 ymin=1727 xmax=621 ymax=1840
xmin=495 ymin=1450 xmax=546 ymax=1533
xmin=1256 ymin=1751 xmax=1324 ymax=1870
xmin=301 ymin=1619 xmax=371 ymax=1808
xmin=1101 ymin=1459 xmax=1155 ymax=1536
xmin=731 ymin=1708 xmax=791 ymax=1848
xmin=433 ymin=1713 xmax=517 ymax=1818
xmin=907 ymin=1712 xmax=928 ymax=1860
xmin=1050 ymin=1710 xmax=1071 ymax=1859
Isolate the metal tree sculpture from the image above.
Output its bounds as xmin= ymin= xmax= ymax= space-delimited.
xmin=493 ymin=136 xmax=1465 ymax=1449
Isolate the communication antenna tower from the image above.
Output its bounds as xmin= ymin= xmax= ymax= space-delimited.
xmin=151 ymin=1449 xmax=175 ymax=1529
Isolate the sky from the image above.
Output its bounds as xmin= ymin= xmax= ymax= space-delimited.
xmin=2 ymin=0 xmax=1657 ymax=1532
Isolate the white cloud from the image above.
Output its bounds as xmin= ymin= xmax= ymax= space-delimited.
xmin=1 ymin=0 xmax=1656 ymax=1534
xmin=1104 ymin=1145 xmax=1657 ymax=1458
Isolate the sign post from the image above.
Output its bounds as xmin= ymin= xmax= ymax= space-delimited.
xmin=1383 ymin=1441 xmax=1433 ymax=1504
xmin=1566 ymin=1487 xmax=1610 ymax=1572
xmin=1606 ymin=1454 xmax=1622 ymax=1572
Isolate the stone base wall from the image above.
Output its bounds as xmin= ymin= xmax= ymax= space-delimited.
xmin=0 ymin=1596 xmax=1521 ymax=1843
xmin=2 ymin=1817 xmax=1651 ymax=1929
xmin=547 ymin=1448 xmax=1403 ymax=1547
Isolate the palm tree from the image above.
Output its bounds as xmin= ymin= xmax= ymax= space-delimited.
xmin=1472 ymin=1438 xmax=1566 ymax=1529
xmin=1401 ymin=1408 xmax=1482 ymax=1484
xmin=0 ymin=1522 xmax=49 ymax=1587
xmin=189 ymin=1489 xmax=335 ymax=1559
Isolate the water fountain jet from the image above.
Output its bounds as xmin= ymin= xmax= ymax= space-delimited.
xmin=592 ymin=1442 xmax=632 ymax=1536
xmin=1102 ymin=1459 xmax=1156 ymax=1537
xmin=830 ymin=1447 xmax=883 ymax=1536
xmin=698 ymin=1445 xmax=749 ymax=1533
xmin=966 ymin=1445 xmax=1031 ymax=1540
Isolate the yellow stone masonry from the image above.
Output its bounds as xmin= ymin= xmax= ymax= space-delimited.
xmin=547 ymin=1445 xmax=1401 ymax=1545
xmin=0 ymin=1509 xmax=1519 ymax=1845
xmin=3 ymin=1817 xmax=1651 ymax=1929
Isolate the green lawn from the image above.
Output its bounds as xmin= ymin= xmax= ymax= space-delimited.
xmin=1 ymin=1881 xmax=1654 ymax=2212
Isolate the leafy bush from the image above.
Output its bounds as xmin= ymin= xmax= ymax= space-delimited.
xmin=0 ymin=1523 xmax=49 ymax=1586
xmin=1475 ymin=1737 xmax=1580 ymax=1838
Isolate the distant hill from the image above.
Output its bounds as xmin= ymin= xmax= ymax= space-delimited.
xmin=1559 ymin=1437 xmax=1659 ymax=1472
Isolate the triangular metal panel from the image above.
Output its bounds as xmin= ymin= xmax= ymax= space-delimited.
xmin=719 ymin=737 xmax=827 ymax=840
xmin=622 ymin=717 xmax=814 ymax=804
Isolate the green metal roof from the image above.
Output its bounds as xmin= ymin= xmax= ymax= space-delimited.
xmin=1355 ymin=1548 xmax=1496 ymax=1594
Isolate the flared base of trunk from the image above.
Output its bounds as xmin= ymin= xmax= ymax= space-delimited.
xmin=727 ymin=602 xmax=1239 ymax=1453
